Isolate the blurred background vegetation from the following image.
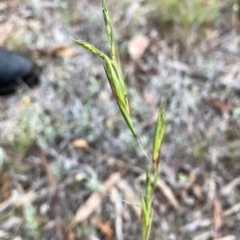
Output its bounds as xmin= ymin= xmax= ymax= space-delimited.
xmin=1 ymin=0 xmax=240 ymax=239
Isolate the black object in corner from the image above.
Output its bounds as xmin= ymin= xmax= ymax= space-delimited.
xmin=0 ymin=48 xmax=40 ymax=95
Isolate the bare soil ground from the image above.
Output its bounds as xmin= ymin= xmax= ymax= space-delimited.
xmin=0 ymin=1 xmax=240 ymax=240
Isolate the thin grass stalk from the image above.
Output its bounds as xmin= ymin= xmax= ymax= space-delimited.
xmin=71 ymin=1 xmax=166 ymax=239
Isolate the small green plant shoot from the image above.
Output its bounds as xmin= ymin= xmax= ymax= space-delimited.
xmin=72 ymin=1 xmax=166 ymax=239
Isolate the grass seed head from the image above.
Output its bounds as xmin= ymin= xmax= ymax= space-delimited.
xmin=152 ymin=105 xmax=165 ymax=172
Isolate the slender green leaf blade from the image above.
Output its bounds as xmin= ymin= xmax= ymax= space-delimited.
xmin=152 ymin=105 xmax=166 ymax=172
xmin=104 ymin=61 xmax=125 ymax=105
xmin=112 ymin=61 xmax=127 ymax=105
xmin=117 ymin=101 xmax=137 ymax=138
xmin=102 ymin=0 xmax=114 ymax=57
xmin=72 ymin=38 xmax=107 ymax=61
xmin=102 ymin=0 xmax=127 ymax=99
xmin=104 ymin=61 xmax=137 ymax=137
xmin=145 ymin=168 xmax=152 ymax=227
xmin=141 ymin=197 xmax=147 ymax=240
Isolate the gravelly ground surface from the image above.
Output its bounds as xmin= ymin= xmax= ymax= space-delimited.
xmin=0 ymin=1 xmax=240 ymax=240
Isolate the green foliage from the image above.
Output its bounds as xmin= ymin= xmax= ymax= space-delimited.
xmin=72 ymin=1 xmax=166 ymax=239
xmin=148 ymin=0 xmax=219 ymax=27
xmin=10 ymin=102 xmax=57 ymax=151
xmin=152 ymin=105 xmax=165 ymax=173
xmin=3 ymin=96 xmax=62 ymax=152
xmin=54 ymin=0 xmax=74 ymax=23
xmin=85 ymin=168 xmax=104 ymax=192
xmin=24 ymin=203 xmax=42 ymax=238
xmin=141 ymin=167 xmax=153 ymax=240
xmin=72 ymin=0 xmax=137 ymax=139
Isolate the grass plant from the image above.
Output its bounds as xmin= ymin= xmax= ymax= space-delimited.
xmin=148 ymin=0 xmax=219 ymax=28
xmin=5 ymin=97 xmax=57 ymax=152
xmin=72 ymin=1 xmax=165 ymax=239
